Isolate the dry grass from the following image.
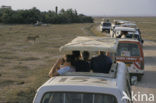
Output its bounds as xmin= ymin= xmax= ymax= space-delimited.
xmin=0 ymin=23 xmax=94 ymax=103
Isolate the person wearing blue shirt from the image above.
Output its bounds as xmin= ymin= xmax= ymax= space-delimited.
xmin=49 ymin=55 xmax=75 ymax=77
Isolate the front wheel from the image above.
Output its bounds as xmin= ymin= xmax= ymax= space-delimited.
xmin=130 ymin=74 xmax=144 ymax=85
xmin=137 ymin=74 xmax=143 ymax=81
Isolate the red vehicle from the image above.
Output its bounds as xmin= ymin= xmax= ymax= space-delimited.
xmin=116 ymin=39 xmax=144 ymax=81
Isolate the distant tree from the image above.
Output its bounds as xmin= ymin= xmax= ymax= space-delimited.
xmin=0 ymin=7 xmax=93 ymax=24
xmin=55 ymin=6 xmax=58 ymax=14
xmin=0 ymin=8 xmax=14 ymax=23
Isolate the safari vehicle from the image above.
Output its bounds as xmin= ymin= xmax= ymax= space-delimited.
xmin=121 ymin=23 xmax=137 ymax=28
xmin=111 ymin=20 xmax=133 ymax=29
xmin=110 ymin=20 xmax=134 ymax=35
xmin=127 ymin=29 xmax=144 ymax=44
xmin=116 ymin=39 xmax=144 ymax=81
xmin=110 ymin=26 xmax=136 ymax=38
xmin=33 ymin=36 xmax=132 ymax=103
xmin=120 ymin=23 xmax=144 ymax=44
xmin=111 ymin=27 xmax=144 ymax=44
xmin=113 ymin=20 xmax=134 ymax=26
xmin=100 ymin=21 xmax=111 ymax=33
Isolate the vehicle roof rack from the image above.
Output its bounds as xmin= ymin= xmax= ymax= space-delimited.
xmin=114 ymin=27 xmax=136 ymax=32
xmin=60 ymin=36 xmax=118 ymax=53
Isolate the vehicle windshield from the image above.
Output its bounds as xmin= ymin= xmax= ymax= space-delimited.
xmin=103 ymin=23 xmax=111 ymax=26
xmin=41 ymin=92 xmax=117 ymax=103
xmin=126 ymin=34 xmax=140 ymax=40
xmin=117 ymin=43 xmax=140 ymax=56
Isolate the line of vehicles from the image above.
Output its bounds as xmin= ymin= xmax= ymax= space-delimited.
xmin=101 ymin=19 xmax=144 ymax=44
xmin=33 ymin=19 xmax=145 ymax=103
xmin=101 ymin=19 xmax=144 ymax=81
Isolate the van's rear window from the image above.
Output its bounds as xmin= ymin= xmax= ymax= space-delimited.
xmin=103 ymin=23 xmax=111 ymax=26
xmin=41 ymin=92 xmax=117 ymax=103
xmin=117 ymin=43 xmax=140 ymax=56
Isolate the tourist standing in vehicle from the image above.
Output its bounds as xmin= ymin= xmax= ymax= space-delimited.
xmin=117 ymin=31 xmax=128 ymax=38
xmin=91 ymin=51 xmax=112 ymax=73
xmin=81 ymin=51 xmax=90 ymax=72
xmin=72 ymin=51 xmax=81 ymax=61
xmin=49 ymin=55 xmax=75 ymax=77
xmin=73 ymin=51 xmax=90 ymax=72
xmin=82 ymin=51 xmax=90 ymax=61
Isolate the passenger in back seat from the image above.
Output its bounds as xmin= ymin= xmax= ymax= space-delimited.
xmin=91 ymin=51 xmax=112 ymax=73
xmin=117 ymin=31 xmax=128 ymax=38
xmin=72 ymin=51 xmax=90 ymax=72
xmin=49 ymin=55 xmax=75 ymax=77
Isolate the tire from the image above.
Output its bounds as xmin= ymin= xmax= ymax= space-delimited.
xmin=130 ymin=75 xmax=137 ymax=85
xmin=137 ymin=75 xmax=143 ymax=81
xmin=108 ymin=30 xmax=110 ymax=33
xmin=105 ymin=30 xmax=109 ymax=33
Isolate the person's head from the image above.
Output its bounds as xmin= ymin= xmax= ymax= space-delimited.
xmin=99 ymin=51 xmax=106 ymax=55
xmin=72 ymin=51 xmax=80 ymax=60
xmin=64 ymin=55 xmax=74 ymax=62
xmin=121 ymin=34 xmax=126 ymax=38
xmin=121 ymin=31 xmax=128 ymax=35
xmin=82 ymin=51 xmax=90 ymax=61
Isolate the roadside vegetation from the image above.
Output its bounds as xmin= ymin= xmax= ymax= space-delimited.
xmin=0 ymin=7 xmax=93 ymax=24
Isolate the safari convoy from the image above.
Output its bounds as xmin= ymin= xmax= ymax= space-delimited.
xmin=33 ymin=19 xmax=144 ymax=103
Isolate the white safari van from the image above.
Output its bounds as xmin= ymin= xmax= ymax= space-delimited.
xmin=111 ymin=27 xmax=136 ymax=38
xmin=100 ymin=21 xmax=111 ymax=33
xmin=116 ymin=39 xmax=144 ymax=81
xmin=33 ymin=66 xmax=131 ymax=103
xmin=33 ymin=36 xmax=132 ymax=103
xmin=111 ymin=27 xmax=144 ymax=44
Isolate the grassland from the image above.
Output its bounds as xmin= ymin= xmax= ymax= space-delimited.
xmin=0 ymin=23 xmax=94 ymax=103
xmin=0 ymin=17 xmax=156 ymax=103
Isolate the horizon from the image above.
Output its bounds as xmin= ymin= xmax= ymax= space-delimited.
xmin=1 ymin=6 xmax=156 ymax=17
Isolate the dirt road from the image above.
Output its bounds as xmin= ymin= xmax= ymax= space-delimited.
xmin=132 ymin=40 xmax=156 ymax=103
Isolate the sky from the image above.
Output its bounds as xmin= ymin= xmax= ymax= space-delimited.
xmin=0 ymin=0 xmax=156 ymax=16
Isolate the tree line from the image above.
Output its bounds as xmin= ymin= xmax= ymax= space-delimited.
xmin=0 ymin=7 xmax=93 ymax=24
